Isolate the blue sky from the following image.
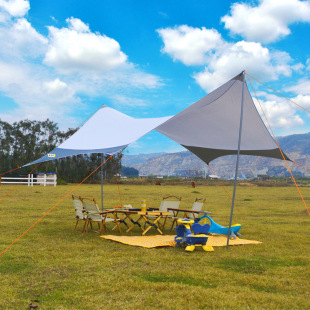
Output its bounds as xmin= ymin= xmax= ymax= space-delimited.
xmin=0 ymin=0 xmax=310 ymax=154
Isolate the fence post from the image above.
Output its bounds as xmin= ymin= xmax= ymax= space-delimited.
xmin=44 ymin=174 xmax=46 ymax=187
xmin=31 ymin=174 xmax=33 ymax=187
xmin=28 ymin=174 xmax=30 ymax=186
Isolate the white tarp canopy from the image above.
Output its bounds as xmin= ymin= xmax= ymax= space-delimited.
xmin=25 ymin=72 xmax=289 ymax=167
xmin=24 ymin=105 xmax=172 ymax=166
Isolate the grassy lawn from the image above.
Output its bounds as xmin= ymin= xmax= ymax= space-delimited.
xmin=0 ymin=183 xmax=310 ymax=309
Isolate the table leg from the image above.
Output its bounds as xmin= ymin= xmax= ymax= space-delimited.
xmin=112 ymin=213 xmax=129 ymax=231
xmin=126 ymin=215 xmax=145 ymax=233
xmin=113 ymin=213 xmax=122 ymax=234
xmin=142 ymin=215 xmax=163 ymax=235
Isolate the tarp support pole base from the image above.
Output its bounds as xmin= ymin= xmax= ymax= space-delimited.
xmin=227 ymin=71 xmax=245 ymax=248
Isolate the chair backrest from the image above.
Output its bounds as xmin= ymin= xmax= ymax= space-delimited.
xmin=82 ymin=199 xmax=102 ymax=221
xmin=72 ymin=195 xmax=84 ymax=219
xmin=159 ymin=196 xmax=181 ymax=214
xmin=188 ymin=198 xmax=206 ymax=219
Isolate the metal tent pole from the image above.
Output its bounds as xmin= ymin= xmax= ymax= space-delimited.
xmin=226 ymin=71 xmax=245 ymax=248
xmin=101 ymin=153 xmax=104 ymax=211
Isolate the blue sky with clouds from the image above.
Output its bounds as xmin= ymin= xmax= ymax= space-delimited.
xmin=0 ymin=0 xmax=310 ymax=154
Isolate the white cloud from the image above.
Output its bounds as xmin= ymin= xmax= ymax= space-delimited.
xmin=157 ymin=25 xmax=224 ymax=65
xmin=0 ymin=10 xmax=9 ymax=23
xmin=291 ymin=94 xmax=310 ymax=108
xmin=11 ymin=18 xmax=47 ymax=46
xmin=0 ymin=60 xmax=25 ymax=86
xmin=44 ymin=17 xmax=128 ymax=74
xmin=0 ymin=0 xmax=29 ymax=17
xmin=0 ymin=60 xmax=80 ymax=126
xmin=0 ymin=14 xmax=78 ymax=123
xmin=287 ymin=80 xmax=310 ymax=95
xmin=111 ymin=94 xmax=148 ymax=107
xmin=0 ymin=14 xmax=162 ymax=128
xmin=253 ymin=96 xmax=304 ymax=129
xmin=43 ymin=78 xmax=75 ymax=102
xmin=158 ymin=23 xmax=297 ymax=92
xmin=67 ymin=17 xmax=89 ymax=32
xmin=0 ymin=18 xmax=48 ymax=58
xmin=249 ymin=91 xmax=309 ymax=132
xmin=291 ymin=63 xmax=305 ymax=73
xmin=194 ymin=41 xmax=292 ymax=92
xmin=67 ymin=66 xmax=161 ymax=100
xmin=222 ymin=0 xmax=310 ymax=44
xmin=0 ymin=59 xmax=160 ymax=128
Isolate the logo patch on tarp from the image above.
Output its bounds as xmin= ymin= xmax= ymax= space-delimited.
xmin=48 ymin=154 xmax=56 ymax=158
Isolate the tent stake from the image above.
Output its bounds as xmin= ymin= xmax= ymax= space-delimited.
xmin=227 ymin=71 xmax=245 ymax=248
xmin=101 ymin=153 xmax=104 ymax=211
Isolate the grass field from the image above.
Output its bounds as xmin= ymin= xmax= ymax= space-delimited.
xmin=0 ymin=183 xmax=310 ymax=309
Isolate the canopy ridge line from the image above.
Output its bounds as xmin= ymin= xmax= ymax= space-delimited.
xmin=246 ymin=73 xmax=310 ymax=216
xmin=0 ymin=165 xmax=21 ymax=176
xmin=75 ymin=104 xmax=106 ymax=131
xmin=0 ymin=162 xmax=42 ymax=203
xmin=245 ymin=72 xmax=310 ymax=114
xmin=112 ymin=155 xmax=123 ymax=207
xmin=62 ymin=104 xmax=106 ymax=143
xmin=0 ymin=155 xmax=113 ymax=258
xmin=208 ymin=164 xmax=246 ymax=220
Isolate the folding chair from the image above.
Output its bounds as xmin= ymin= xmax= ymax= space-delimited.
xmin=186 ymin=198 xmax=206 ymax=219
xmin=170 ymin=198 xmax=206 ymax=231
xmin=150 ymin=196 xmax=181 ymax=231
xmin=72 ymin=195 xmax=87 ymax=232
xmin=82 ymin=197 xmax=120 ymax=234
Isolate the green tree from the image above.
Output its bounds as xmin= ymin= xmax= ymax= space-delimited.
xmin=0 ymin=118 xmax=123 ymax=183
xmin=120 ymin=166 xmax=139 ymax=176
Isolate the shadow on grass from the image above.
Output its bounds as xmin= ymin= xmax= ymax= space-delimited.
xmin=217 ymin=256 xmax=308 ymax=274
xmin=0 ymin=260 xmax=32 ymax=274
xmin=191 ymin=190 xmax=201 ymax=194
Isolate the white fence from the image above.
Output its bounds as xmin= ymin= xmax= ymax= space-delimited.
xmin=0 ymin=174 xmax=57 ymax=187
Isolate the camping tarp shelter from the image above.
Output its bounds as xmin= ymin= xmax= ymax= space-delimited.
xmin=25 ymin=72 xmax=289 ymax=167
xmin=23 ymin=71 xmax=291 ymax=246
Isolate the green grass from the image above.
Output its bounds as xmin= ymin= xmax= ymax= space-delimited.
xmin=0 ymin=183 xmax=310 ymax=309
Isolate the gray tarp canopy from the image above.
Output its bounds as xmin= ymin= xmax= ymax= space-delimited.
xmin=156 ymin=72 xmax=289 ymax=164
xmin=25 ymin=72 xmax=289 ymax=167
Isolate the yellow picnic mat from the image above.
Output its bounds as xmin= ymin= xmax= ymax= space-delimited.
xmin=101 ymin=234 xmax=262 ymax=248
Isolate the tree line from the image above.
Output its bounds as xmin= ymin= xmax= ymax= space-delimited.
xmin=0 ymin=119 xmax=122 ymax=183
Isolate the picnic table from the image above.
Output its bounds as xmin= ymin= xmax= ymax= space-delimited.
xmin=106 ymin=208 xmax=170 ymax=235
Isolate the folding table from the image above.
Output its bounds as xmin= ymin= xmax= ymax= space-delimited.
xmin=109 ymin=209 xmax=170 ymax=235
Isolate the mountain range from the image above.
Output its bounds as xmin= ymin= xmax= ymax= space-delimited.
xmin=122 ymin=133 xmax=310 ymax=179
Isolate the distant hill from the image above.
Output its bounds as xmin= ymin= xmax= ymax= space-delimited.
xmin=122 ymin=132 xmax=310 ymax=178
xmin=276 ymin=133 xmax=310 ymax=155
xmin=122 ymin=152 xmax=166 ymax=166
